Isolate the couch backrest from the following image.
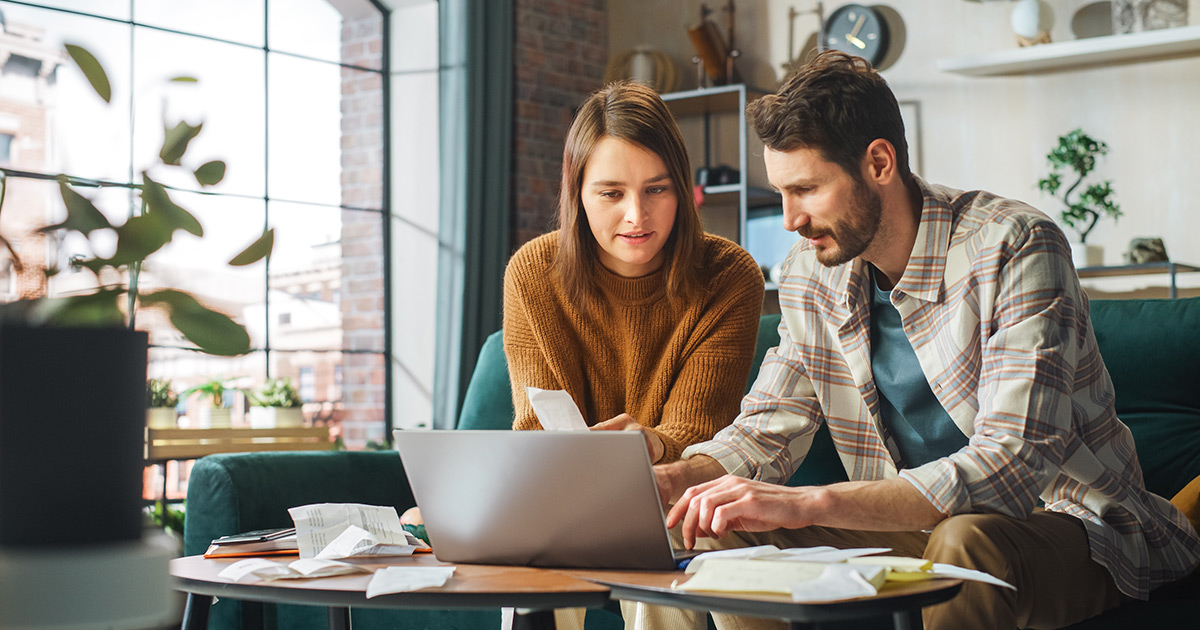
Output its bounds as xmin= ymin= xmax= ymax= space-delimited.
xmin=458 ymin=316 xmax=785 ymax=431
xmin=1090 ymin=297 xmax=1200 ymax=499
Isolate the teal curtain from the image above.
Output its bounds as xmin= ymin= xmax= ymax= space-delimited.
xmin=434 ymin=0 xmax=513 ymax=428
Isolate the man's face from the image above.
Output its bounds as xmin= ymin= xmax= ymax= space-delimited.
xmin=764 ymin=146 xmax=882 ymax=267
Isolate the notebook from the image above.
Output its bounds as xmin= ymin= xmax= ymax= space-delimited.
xmin=392 ymin=429 xmax=693 ymax=570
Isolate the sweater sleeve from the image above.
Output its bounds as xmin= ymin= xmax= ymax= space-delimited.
xmin=650 ymin=243 xmax=765 ymax=462
xmin=502 ymin=245 xmax=559 ymax=431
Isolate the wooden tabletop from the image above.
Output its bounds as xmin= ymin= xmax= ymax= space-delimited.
xmin=170 ymin=554 xmax=610 ymax=611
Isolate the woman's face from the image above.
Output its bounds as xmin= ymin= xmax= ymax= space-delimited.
xmin=580 ymin=136 xmax=678 ymax=278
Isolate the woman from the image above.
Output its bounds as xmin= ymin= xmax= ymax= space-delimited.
xmin=503 ymin=81 xmax=764 ymax=463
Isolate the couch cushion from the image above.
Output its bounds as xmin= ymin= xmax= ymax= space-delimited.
xmin=1090 ymin=298 xmax=1200 ymax=499
xmin=457 ymin=330 xmax=514 ymax=430
xmin=756 ymin=314 xmax=850 ymax=487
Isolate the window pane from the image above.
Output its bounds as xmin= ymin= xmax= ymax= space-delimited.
xmin=1 ymin=0 xmax=130 ymax=20
xmin=266 ymin=54 xmax=341 ymax=207
xmin=267 ymin=201 xmax=342 ymax=351
xmin=149 ymin=347 xmax=265 ymax=428
xmin=136 ymin=191 xmax=266 ymax=350
xmin=268 ymin=0 xmax=381 ymax=70
xmin=0 ymin=3 xmax=133 ymax=183
xmin=267 ymin=56 xmax=383 ymax=210
xmin=0 ymin=176 xmax=135 ymax=302
xmin=269 ymin=350 xmax=344 ymax=418
xmin=133 ymin=0 xmax=263 ymax=48
xmin=133 ymin=28 xmax=265 ymax=197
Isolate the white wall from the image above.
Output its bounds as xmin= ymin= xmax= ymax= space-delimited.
xmin=609 ymin=1 xmax=1200 ymax=296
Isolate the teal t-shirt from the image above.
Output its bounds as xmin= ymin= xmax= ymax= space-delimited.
xmin=869 ymin=271 xmax=968 ymax=468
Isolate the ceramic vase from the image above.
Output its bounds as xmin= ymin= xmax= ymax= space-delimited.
xmin=1071 ymin=243 xmax=1104 ymax=269
xmin=146 ymin=407 xmax=178 ymax=429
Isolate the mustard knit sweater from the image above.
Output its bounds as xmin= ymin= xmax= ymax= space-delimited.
xmin=503 ymin=232 xmax=765 ymax=463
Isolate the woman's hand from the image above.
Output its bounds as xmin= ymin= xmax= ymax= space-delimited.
xmin=591 ymin=413 xmax=665 ymax=463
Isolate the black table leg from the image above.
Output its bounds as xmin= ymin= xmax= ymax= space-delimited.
xmin=892 ymin=609 xmax=921 ymax=630
xmin=327 ymin=606 xmax=351 ymax=630
xmin=181 ymin=593 xmax=212 ymax=630
xmin=513 ymin=609 xmax=557 ymax=630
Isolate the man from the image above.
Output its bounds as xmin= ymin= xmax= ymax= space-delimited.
xmin=655 ymin=51 xmax=1200 ymax=630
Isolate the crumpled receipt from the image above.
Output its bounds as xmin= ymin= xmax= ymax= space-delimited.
xmin=217 ymin=557 xmax=369 ymax=583
xmin=288 ymin=503 xmax=429 ymax=559
xmin=524 ymin=386 xmax=588 ymax=431
xmin=366 ymin=566 xmax=457 ymax=598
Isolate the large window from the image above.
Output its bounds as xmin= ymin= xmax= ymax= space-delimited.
xmin=0 ymin=1 xmax=397 ymax=496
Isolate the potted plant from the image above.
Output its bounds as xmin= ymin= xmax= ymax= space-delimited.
xmin=146 ymin=378 xmax=180 ymax=429
xmin=0 ymin=46 xmax=272 ymax=550
xmin=183 ymin=377 xmax=239 ymax=429
xmin=1037 ymin=128 xmax=1122 ymax=268
xmin=248 ymin=378 xmax=305 ymax=428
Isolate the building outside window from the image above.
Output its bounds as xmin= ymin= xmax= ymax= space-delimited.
xmin=0 ymin=0 xmax=438 ymax=500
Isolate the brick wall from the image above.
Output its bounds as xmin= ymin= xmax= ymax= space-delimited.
xmin=511 ymin=0 xmax=608 ymax=249
xmin=339 ymin=14 xmax=386 ymax=448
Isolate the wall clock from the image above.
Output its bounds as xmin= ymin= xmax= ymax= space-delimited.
xmin=822 ymin=4 xmax=890 ymax=68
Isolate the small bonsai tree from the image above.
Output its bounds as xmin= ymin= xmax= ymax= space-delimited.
xmin=146 ymin=378 xmax=179 ymax=409
xmin=250 ymin=378 xmax=303 ymax=408
xmin=1037 ymin=128 xmax=1121 ymax=244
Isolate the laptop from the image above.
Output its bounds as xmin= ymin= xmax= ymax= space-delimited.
xmin=392 ymin=429 xmax=694 ymax=570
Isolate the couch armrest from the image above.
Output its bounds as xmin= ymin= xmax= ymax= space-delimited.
xmin=183 ymin=450 xmax=415 ymax=557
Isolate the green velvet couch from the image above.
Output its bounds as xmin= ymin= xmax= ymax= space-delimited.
xmin=184 ymin=297 xmax=1200 ymax=629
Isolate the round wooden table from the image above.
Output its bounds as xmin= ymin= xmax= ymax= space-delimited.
xmin=170 ymin=554 xmax=610 ymax=630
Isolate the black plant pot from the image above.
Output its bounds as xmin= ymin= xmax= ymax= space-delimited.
xmin=0 ymin=324 xmax=148 ymax=547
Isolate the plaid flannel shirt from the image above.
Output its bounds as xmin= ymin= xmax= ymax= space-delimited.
xmin=683 ymin=178 xmax=1200 ymax=598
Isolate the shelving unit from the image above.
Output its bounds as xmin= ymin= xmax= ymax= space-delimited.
xmin=661 ymin=84 xmax=779 ymax=247
xmin=1077 ymin=261 xmax=1200 ymax=299
xmin=937 ymin=24 xmax=1200 ymax=76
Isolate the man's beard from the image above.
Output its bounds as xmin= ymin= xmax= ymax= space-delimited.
xmin=800 ymin=179 xmax=883 ymax=267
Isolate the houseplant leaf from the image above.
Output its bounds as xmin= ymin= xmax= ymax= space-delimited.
xmin=40 ymin=181 xmax=112 ymax=235
xmin=194 ymin=160 xmax=226 ymax=187
xmin=229 ymin=229 xmax=274 ymax=266
xmin=35 ymin=289 xmax=126 ymax=327
xmin=160 ymin=120 xmax=203 ymax=166
xmin=140 ymin=289 xmax=250 ymax=356
xmin=141 ymin=175 xmax=203 ymax=237
xmin=65 ymin=44 xmax=111 ymax=103
xmin=79 ymin=213 xmax=174 ymax=272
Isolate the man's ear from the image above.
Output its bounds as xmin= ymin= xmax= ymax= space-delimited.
xmin=861 ymin=138 xmax=897 ymax=186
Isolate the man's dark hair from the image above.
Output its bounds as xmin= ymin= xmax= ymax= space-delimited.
xmin=747 ymin=51 xmax=912 ymax=186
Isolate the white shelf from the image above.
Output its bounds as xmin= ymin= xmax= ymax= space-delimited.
xmin=937 ymin=25 xmax=1200 ymax=76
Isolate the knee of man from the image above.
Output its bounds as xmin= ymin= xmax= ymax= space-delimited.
xmin=925 ymin=513 xmax=1009 ymax=566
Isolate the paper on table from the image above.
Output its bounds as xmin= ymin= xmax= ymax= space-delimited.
xmin=314 ymin=524 xmax=426 ymax=560
xmin=683 ymin=545 xmax=782 ymax=574
xmin=524 ymin=386 xmax=588 ymax=431
xmin=288 ymin=503 xmax=430 ymax=559
xmin=675 ymin=558 xmax=824 ymax=594
xmin=366 ymin=566 xmax=457 ymax=598
xmin=790 ymin=564 xmax=885 ymax=603
xmin=759 ymin=546 xmax=892 ymax=564
xmin=931 ymin=563 xmax=1016 ymax=590
xmin=217 ymin=557 xmax=368 ymax=583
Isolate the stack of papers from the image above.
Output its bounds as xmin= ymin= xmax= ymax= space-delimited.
xmin=673 ymin=545 xmax=1014 ymax=603
xmin=206 ymin=503 xmax=430 ymax=560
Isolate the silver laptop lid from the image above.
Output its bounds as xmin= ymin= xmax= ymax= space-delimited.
xmin=393 ymin=429 xmax=678 ymax=570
